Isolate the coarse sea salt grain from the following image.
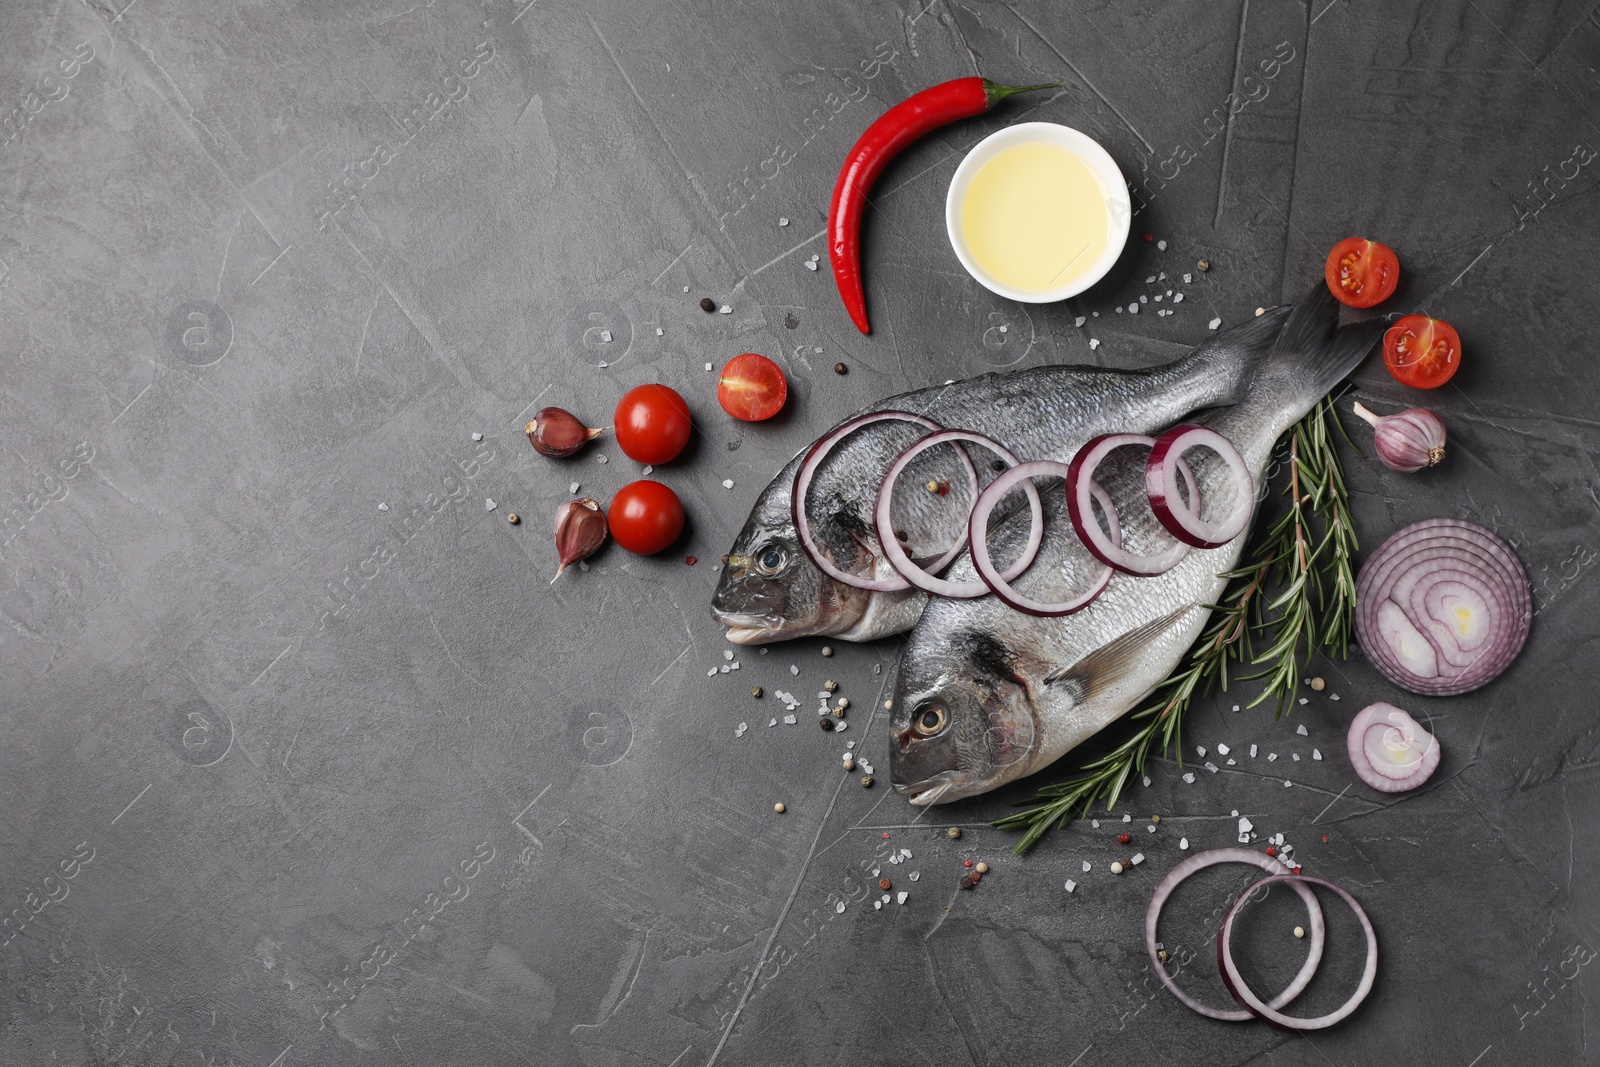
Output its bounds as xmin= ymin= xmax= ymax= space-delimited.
xmin=724 ymin=650 xmax=734 ymax=661
xmin=782 ymin=714 xmax=796 ymax=725
xmin=1182 ymin=772 xmax=1196 ymax=784
xmin=1075 ymin=316 xmax=1086 ymax=327
xmin=570 ymin=481 xmax=580 ymax=493
xmin=719 ymin=305 xmax=733 ymax=314
xmin=1089 ymin=338 xmax=1100 ymax=350
xmin=1292 ymin=753 xmax=1300 ymax=761
xmin=485 ymin=498 xmax=497 ymax=511
xmin=1091 ymin=819 xmax=1099 ymax=828
xmin=1250 ymin=744 xmax=1258 ymax=758
xmin=722 ymin=479 xmax=735 ymax=489
xmin=1183 ymin=272 xmax=1193 ymax=283
xmin=1267 ymin=753 xmax=1278 ymax=762
xmin=705 ymin=362 xmax=713 ymax=371
xmin=1179 ymin=837 xmax=1190 ymax=850
xmin=656 ymin=327 xmax=664 ymax=336
xmin=834 ymin=720 xmax=848 ymax=732
xmin=1216 ymin=743 xmax=1230 ymax=756
xmin=836 ymin=900 xmax=846 ymax=914
xmin=1330 ymin=693 xmax=1341 ymax=701
xmin=1157 ymin=239 xmax=1168 ymax=250
xmin=1064 ymin=879 xmax=1077 ymax=893
xmin=1143 ymin=776 xmax=1151 ymax=787
xmin=1173 ymin=293 xmax=1184 ymax=303
xmin=1204 ymin=762 xmax=1219 ymax=774
xmin=597 ymin=455 xmax=608 ymax=464
xmin=471 ymin=432 xmax=483 ymax=442
xmin=875 ymin=901 xmax=882 ymax=910
xmin=1209 ymin=317 xmax=1222 ymax=330
xmin=1227 ymin=759 xmax=1236 ymax=765
xmin=1123 ymin=813 xmax=1131 ymax=823
xmin=789 ymin=664 xmax=798 ymax=675
xmin=1082 ymin=860 xmax=1092 ymax=872
xmin=378 ymin=503 xmax=389 ymax=512
xmin=1131 ymin=853 xmax=1145 ymax=866
xmin=1147 ymin=824 xmax=1157 ymax=833
xmin=909 ymin=871 xmax=919 ymax=881
xmin=1285 ymin=780 xmax=1294 ymax=788
xmin=1129 ymin=303 xmax=1140 ymax=314
xmin=1197 ymin=746 xmax=1207 ymax=758
xmin=1312 ymin=749 xmax=1323 ymax=760
xmin=858 ymin=759 xmax=873 ymax=774
xmin=768 ymin=718 xmax=777 ymax=727
xmin=1299 ymin=697 xmax=1309 ymax=705
xmin=897 ymin=891 xmax=908 ymax=904
xmin=719 ymin=665 xmax=729 ymax=674
xmin=779 ymin=217 xmax=789 ymax=226
xmin=1296 ymin=724 xmax=1309 ymax=735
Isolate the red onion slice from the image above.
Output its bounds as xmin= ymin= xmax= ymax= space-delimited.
xmin=1346 ymin=701 xmax=1440 ymax=792
xmin=1219 ymin=874 xmax=1378 ymax=1030
xmin=1067 ymin=434 xmax=1192 ymax=576
xmin=1146 ymin=424 xmax=1254 ymax=549
xmin=1355 ymin=519 xmax=1531 ymax=696
xmin=1146 ymin=848 xmax=1326 ymax=1022
xmin=968 ymin=461 xmax=1116 ymax=617
xmin=792 ymin=411 xmax=977 ymax=592
xmin=875 ymin=430 xmax=1044 ymax=599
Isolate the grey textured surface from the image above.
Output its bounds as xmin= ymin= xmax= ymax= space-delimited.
xmin=2 ymin=1 xmax=1597 ymax=1064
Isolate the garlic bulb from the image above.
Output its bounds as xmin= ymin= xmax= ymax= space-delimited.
xmin=1352 ymin=401 xmax=1446 ymax=473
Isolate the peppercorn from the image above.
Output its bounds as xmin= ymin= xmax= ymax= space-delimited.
xmin=883 ymin=699 xmax=893 ymax=710
xmin=1293 ymin=925 xmax=1306 ymax=939
xmin=878 ymin=878 xmax=892 ymax=891
xmin=958 ymin=873 xmax=978 ymax=890
xmin=819 ymin=718 xmax=835 ymax=732
xmin=1158 ymin=949 xmax=1170 ymax=962
xmin=963 ymin=860 xmax=973 ymax=868
xmin=685 ymin=555 xmax=696 ymax=566
xmin=821 ymin=645 xmax=834 ymax=657
xmin=751 ymin=686 xmax=763 ymax=698
xmin=975 ymin=861 xmax=989 ymax=874
xmin=835 ymin=697 xmax=850 ymax=710
xmin=834 ymin=362 xmax=848 ymax=375
xmin=1309 ymin=676 xmax=1326 ymax=691
xmin=773 ymin=802 xmax=786 ymax=813
xmin=1118 ymin=833 xmax=1131 ymax=844
xmin=831 ymin=705 xmax=845 ymax=719
xmin=823 ymin=680 xmax=838 ymax=693
xmin=507 ymin=513 xmax=521 ymax=525
xmin=842 ymin=756 xmax=855 ymax=772
xmin=947 ymin=826 xmax=962 ymax=840
xmin=860 ymin=775 xmax=874 ymax=788
xmin=926 ymin=480 xmax=940 ymax=493
xmin=1110 ymin=861 xmax=1125 ymax=875
xmin=1197 ymin=259 xmax=1211 ymax=272
xmin=1266 ymin=846 xmax=1277 ymax=856
xmin=1150 ymin=815 xmax=1161 ymax=824
xmin=699 ymin=297 xmax=716 ymax=312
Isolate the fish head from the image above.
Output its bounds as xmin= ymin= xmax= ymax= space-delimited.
xmin=710 ymin=458 xmax=870 ymax=644
xmin=889 ymin=630 xmax=1042 ymax=805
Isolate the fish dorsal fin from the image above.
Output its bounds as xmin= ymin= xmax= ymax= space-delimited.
xmin=1043 ymin=605 xmax=1198 ymax=702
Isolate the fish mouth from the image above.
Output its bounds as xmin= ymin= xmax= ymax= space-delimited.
xmin=714 ymin=611 xmax=787 ymax=645
xmin=894 ymin=771 xmax=963 ymax=806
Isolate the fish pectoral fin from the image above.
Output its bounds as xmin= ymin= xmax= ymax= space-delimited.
xmin=1043 ymin=604 xmax=1199 ymax=703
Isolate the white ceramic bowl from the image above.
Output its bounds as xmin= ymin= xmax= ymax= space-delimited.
xmin=945 ymin=121 xmax=1130 ymax=304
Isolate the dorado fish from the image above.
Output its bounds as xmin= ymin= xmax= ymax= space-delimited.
xmin=711 ymin=308 xmax=1292 ymax=645
xmin=888 ymin=287 xmax=1380 ymax=805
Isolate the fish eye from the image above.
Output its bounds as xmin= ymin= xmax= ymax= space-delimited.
xmin=912 ymin=704 xmax=949 ymax=737
xmin=755 ymin=546 xmax=787 ymax=575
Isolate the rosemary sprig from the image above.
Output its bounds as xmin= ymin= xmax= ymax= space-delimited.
xmin=997 ymin=397 xmax=1359 ymax=855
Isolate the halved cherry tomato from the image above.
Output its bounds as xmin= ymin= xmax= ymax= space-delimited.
xmin=614 ymin=384 xmax=692 ymax=464
xmin=608 ymin=480 xmax=685 ymax=554
xmin=1325 ymin=237 xmax=1400 ymax=308
xmin=717 ymin=353 xmax=788 ymax=422
xmin=1383 ymin=315 xmax=1461 ymax=389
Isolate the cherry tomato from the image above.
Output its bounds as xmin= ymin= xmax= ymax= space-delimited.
xmin=1382 ymin=315 xmax=1461 ymax=389
xmin=614 ymin=384 xmax=692 ymax=464
xmin=608 ymin=480 xmax=685 ymax=554
xmin=1324 ymin=237 xmax=1400 ymax=308
xmin=717 ymin=353 xmax=788 ymax=421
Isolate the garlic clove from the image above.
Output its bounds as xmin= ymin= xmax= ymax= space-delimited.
xmin=1352 ymin=400 xmax=1447 ymax=473
xmin=553 ymin=498 xmax=607 ymax=580
xmin=526 ymin=407 xmax=603 ymax=458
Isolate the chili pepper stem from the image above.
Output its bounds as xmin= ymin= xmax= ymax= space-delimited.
xmin=982 ymin=81 xmax=1064 ymax=106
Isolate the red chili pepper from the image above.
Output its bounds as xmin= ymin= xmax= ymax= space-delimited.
xmin=828 ymin=77 xmax=1061 ymax=335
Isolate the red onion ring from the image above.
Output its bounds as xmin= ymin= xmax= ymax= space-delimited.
xmin=874 ymin=430 xmax=1044 ymax=599
xmin=968 ymin=461 xmax=1117 ymax=617
xmin=1146 ymin=424 xmax=1254 ymax=549
xmin=792 ymin=411 xmax=977 ymax=592
xmin=1066 ymin=434 xmax=1193 ymax=576
xmin=1145 ymin=848 xmax=1326 ymax=1022
xmin=1346 ymin=701 xmax=1439 ymax=792
xmin=1354 ymin=519 xmax=1531 ymax=696
xmin=1219 ymin=874 xmax=1378 ymax=1030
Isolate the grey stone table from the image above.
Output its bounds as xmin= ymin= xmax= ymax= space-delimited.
xmin=2 ymin=1 xmax=1597 ymax=1064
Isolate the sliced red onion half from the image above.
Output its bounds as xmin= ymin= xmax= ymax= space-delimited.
xmin=1346 ymin=701 xmax=1440 ymax=792
xmin=1219 ymin=874 xmax=1378 ymax=1031
xmin=1354 ymin=519 xmax=1531 ymax=696
xmin=792 ymin=411 xmax=977 ymax=592
xmin=1066 ymin=434 xmax=1193 ymax=576
xmin=968 ymin=461 xmax=1118 ymax=616
xmin=1146 ymin=424 xmax=1254 ymax=549
xmin=874 ymin=430 xmax=1044 ymax=598
xmin=1145 ymin=848 xmax=1326 ymax=1022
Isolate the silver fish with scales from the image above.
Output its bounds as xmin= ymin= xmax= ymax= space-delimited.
xmin=889 ymin=288 xmax=1381 ymax=805
xmin=710 ymin=309 xmax=1291 ymax=645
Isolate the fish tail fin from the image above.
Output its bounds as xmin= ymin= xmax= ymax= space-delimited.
xmin=1176 ymin=303 xmax=1293 ymax=405
xmin=1257 ymin=283 xmax=1384 ymax=405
